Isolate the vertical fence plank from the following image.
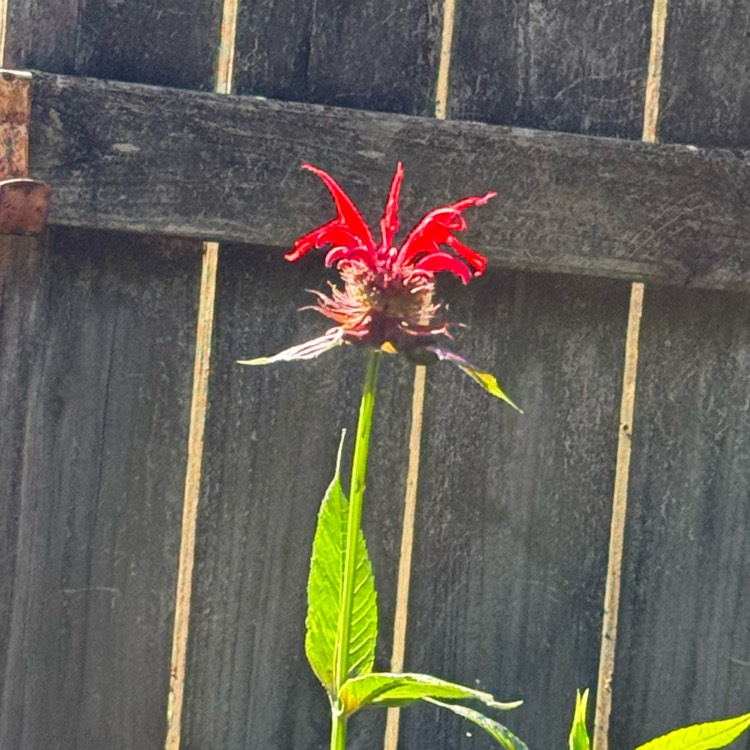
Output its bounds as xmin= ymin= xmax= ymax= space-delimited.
xmin=0 ymin=231 xmax=201 ymax=750
xmin=5 ymin=0 xmax=222 ymax=90
xmin=181 ymin=4 xmax=445 ymax=748
xmin=0 ymin=4 xmax=222 ymax=749
xmin=594 ymin=2 xmax=667 ymax=744
xmin=233 ymin=0 xmax=441 ymax=116
xmin=165 ymin=2 xmax=238 ymax=745
xmin=399 ymin=3 xmax=651 ymax=748
xmin=612 ymin=287 xmax=750 ymax=748
xmin=611 ymin=5 xmax=750 ymax=747
xmin=657 ymin=0 xmax=750 ymax=149
xmin=181 ymin=246 xmax=415 ymax=750
xmin=402 ymin=273 xmax=630 ymax=750
xmin=448 ymin=0 xmax=652 ymax=138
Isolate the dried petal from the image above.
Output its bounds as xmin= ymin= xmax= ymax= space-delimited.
xmin=238 ymin=329 xmax=345 ymax=365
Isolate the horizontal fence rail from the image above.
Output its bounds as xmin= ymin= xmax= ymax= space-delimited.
xmin=22 ymin=70 xmax=750 ymax=292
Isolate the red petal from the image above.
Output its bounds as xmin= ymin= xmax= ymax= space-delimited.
xmin=412 ymin=252 xmax=473 ymax=284
xmin=286 ymin=220 xmax=364 ymax=262
xmin=324 ymin=245 xmax=377 ymax=268
xmin=284 ymin=164 xmax=376 ymax=264
xmin=396 ymin=191 xmax=496 ymax=270
xmin=379 ymin=161 xmax=404 ymax=250
xmin=447 ymin=236 xmax=487 ymax=275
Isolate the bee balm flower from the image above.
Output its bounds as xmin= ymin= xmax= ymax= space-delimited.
xmin=239 ymin=163 xmax=519 ymax=409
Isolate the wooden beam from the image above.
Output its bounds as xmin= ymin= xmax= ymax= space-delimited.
xmin=29 ymin=70 xmax=750 ymax=291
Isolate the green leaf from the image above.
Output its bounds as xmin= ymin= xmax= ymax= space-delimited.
xmin=426 ymin=698 xmax=530 ymax=750
xmin=455 ymin=363 xmax=523 ymax=412
xmin=422 ymin=346 xmax=522 ymax=412
xmin=635 ymin=712 xmax=750 ymax=750
xmin=339 ymin=671 xmax=522 ymax=715
xmin=569 ymin=689 xmax=591 ymax=750
xmin=305 ymin=433 xmax=378 ymax=695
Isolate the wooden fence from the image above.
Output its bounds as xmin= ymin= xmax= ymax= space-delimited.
xmin=0 ymin=1 xmax=748 ymax=749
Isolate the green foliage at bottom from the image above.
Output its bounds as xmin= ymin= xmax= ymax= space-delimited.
xmin=635 ymin=711 xmax=750 ymax=750
xmin=567 ymin=688 xmax=750 ymax=750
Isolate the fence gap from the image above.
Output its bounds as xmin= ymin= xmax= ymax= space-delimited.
xmin=593 ymin=2 xmax=668 ymax=748
xmin=434 ymin=0 xmax=456 ymax=121
xmin=164 ymin=3 xmax=239 ymax=749
xmin=384 ymin=366 xmax=427 ymax=750
xmin=383 ymin=2 xmax=457 ymax=747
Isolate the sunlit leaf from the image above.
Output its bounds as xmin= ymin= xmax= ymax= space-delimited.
xmin=457 ymin=363 xmax=521 ymax=411
xmin=426 ymin=698 xmax=530 ymax=750
xmin=569 ymin=689 xmax=591 ymax=750
xmin=424 ymin=345 xmax=522 ymax=412
xmin=635 ymin=712 xmax=750 ymax=750
xmin=339 ymin=671 xmax=522 ymax=715
xmin=305 ymin=433 xmax=377 ymax=695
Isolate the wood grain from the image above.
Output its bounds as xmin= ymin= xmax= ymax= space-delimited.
xmin=5 ymin=0 xmax=223 ymax=90
xmin=27 ymin=71 xmax=750 ymax=291
xmin=658 ymin=0 xmax=750 ymax=148
xmin=448 ymin=0 xmax=651 ymax=139
xmin=234 ymin=0 xmax=441 ymax=116
xmin=0 ymin=230 xmax=201 ymax=750
xmin=0 ymin=5 xmax=219 ymax=749
xmin=180 ymin=7 xmax=443 ymax=748
xmin=611 ymin=285 xmax=750 ymax=749
xmin=611 ymin=5 xmax=750 ymax=747
xmin=398 ymin=6 xmax=650 ymax=749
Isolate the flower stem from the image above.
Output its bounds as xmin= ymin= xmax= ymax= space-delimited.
xmin=331 ymin=706 xmax=347 ymax=750
xmin=331 ymin=349 xmax=381 ymax=750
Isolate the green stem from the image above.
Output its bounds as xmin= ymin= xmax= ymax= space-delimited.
xmin=330 ymin=349 xmax=381 ymax=749
xmin=331 ymin=707 xmax=347 ymax=750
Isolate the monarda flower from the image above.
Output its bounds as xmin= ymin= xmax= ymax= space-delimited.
xmin=239 ymin=162 xmax=519 ymax=409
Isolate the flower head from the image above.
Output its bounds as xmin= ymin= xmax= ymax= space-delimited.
xmin=239 ymin=163 xmax=519 ymax=409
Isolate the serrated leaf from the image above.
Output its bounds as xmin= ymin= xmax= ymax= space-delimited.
xmin=339 ymin=671 xmax=522 ymax=715
xmin=426 ymin=698 xmax=530 ymax=750
xmin=305 ymin=434 xmax=378 ymax=695
xmin=635 ymin=712 xmax=750 ymax=750
xmin=569 ymin=689 xmax=591 ymax=750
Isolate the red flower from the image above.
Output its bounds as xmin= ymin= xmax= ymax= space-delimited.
xmin=239 ymin=163 xmax=519 ymax=409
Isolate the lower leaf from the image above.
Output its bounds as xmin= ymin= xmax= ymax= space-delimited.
xmin=339 ymin=671 xmax=522 ymax=716
xmin=305 ymin=433 xmax=378 ymax=695
xmin=426 ymin=698 xmax=530 ymax=750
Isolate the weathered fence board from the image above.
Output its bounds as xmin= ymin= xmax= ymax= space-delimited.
xmin=449 ymin=0 xmax=651 ymax=138
xmin=612 ymin=285 xmax=750 ymax=749
xmin=2 ymin=3 xmax=748 ymax=750
xmin=658 ymin=1 xmax=750 ymax=149
xmin=0 ymin=230 xmax=201 ymax=750
xmin=181 ymin=246 xmax=414 ymax=750
xmin=28 ymin=72 xmax=750 ymax=291
xmin=235 ymin=0 xmax=441 ymax=116
xmin=402 ymin=273 xmax=630 ymax=749
xmin=182 ymin=7 xmax=442 ymax=748
xmin=5 ymin=0 xmax=222 ymax=90
xmin=0 ymin=4 xmax=218 ymax=749
xmin=398 ymin=4 xmax=647 ymax=747
xmin=612 ymin=9 xmax=750 ymax=748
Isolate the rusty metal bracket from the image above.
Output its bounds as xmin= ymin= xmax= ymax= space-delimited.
xmin=0 ymin=69 xmax=51 ymax=235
